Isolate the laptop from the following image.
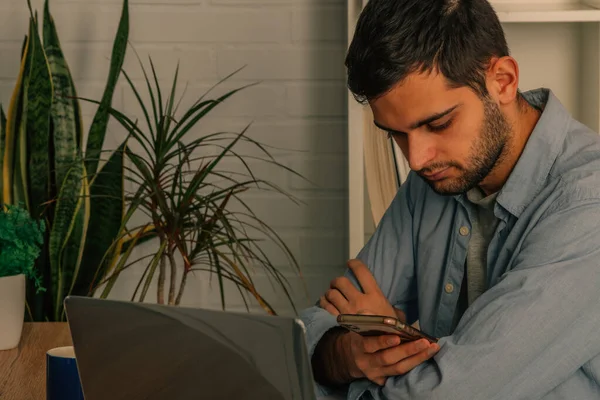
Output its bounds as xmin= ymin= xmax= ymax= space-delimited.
xmin=64 ymin=296 xmax=320 ymax=400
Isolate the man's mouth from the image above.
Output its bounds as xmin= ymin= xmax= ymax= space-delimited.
xmin=422 ymin=167 xmax=450 ymax=181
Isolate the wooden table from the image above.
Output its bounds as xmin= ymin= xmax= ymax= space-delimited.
xmin=0 ymin=323 xmax=72 ymax=400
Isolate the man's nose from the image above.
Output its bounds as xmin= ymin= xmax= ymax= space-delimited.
xmin=407 ymin=135 xmax=436 ymax=172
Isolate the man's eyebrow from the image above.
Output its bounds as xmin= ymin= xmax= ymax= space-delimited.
xmin=373 ymin=104 xmax=461 ymax=133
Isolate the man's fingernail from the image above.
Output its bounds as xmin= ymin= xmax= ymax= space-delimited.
xmin=427 ymin=344 xmax=440 ymax=356
xmin=387 ymin=337 xmax=399 ymax=346
xmin=416 ymin=340 xmax=428 ymax=351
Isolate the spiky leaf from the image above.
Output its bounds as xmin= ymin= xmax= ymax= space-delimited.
xmin=43 ymin=0 xmax=82 ymax=194
xmin=0 ymin=106 xmax=6 ymax=197
xmin=25 ymin=12 xmax=53 ymax=219
xmin=3 ymin=35 xmax=30 ymax=205
xmin=48 ymin=161 xmax=88 ymax=320
xmin=75 ymin=142 xmax=126 ymax=296
xmin=85 ymin=0 xmax=129 ymax=177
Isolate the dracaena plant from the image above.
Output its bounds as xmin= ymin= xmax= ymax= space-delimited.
xmin=84 ymin=56 xmax=307 ymax=314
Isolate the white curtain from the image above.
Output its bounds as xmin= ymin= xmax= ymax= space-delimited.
xmin=363 ymin=107 xmax=411 ymax=227
xmin=353 ymin=0 xmax=411 ymax=229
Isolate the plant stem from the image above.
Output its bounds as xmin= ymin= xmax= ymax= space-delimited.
xmin=157 ymin=251 xmax=166 ymax=304
xmin=168 ymin=249 xmax=176 ymax=305
xmin=175 ymin=268 xmax=188 ymax=305
xmin=25 ymin=301 xmax=33 ymax=322
xmin=139 ymin=240 xmax=167 ymax=302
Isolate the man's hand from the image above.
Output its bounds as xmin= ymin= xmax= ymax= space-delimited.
xmin=320 ymin=259 xmax=396 ymax=318
xmin=316 ymin=259 xmax=439 ymax=386
xmin=340 ymin=331 xmax=440 ymax=386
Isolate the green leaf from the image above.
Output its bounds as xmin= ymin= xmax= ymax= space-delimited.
xmin=25 ymin=12 xmax=53 ymax=220
xmin=100 ymin=224 xmax=149 ymax=299
xmin=0 ymin=203 xmax=45 ymax=292
xmin=3 ymin=35 xmax=30 ymax=205
xmin=48 ymin=161 xmax=88 ymax=321
xmin=85 ymin=0 xmax=129 ymax=177
xmin=44 ymin=0 xmax=83 ymax=194
xmin=120 ymin=226 xmax=157 ymax=254
xmin=138 ymin=240 xmax=168 ymax=302
xmin=77 ymin=59 xmax=306 ymax=314
xmin=0 ymin=106 xmax=6 ymax=197
xmin=61 ymin=170 xmax=90 ymax=320
xmin=75 ymin=142 xmax=126 ymax=296
xmin=162 ymin=61 xmax=180 ymax=138
xmin=78 ymin=95 xmax=156 ymax=161
xmin=120 ymin=53 xmax=157 ymax=142
xmin=12 ymin=19 xmax=39 ymax=212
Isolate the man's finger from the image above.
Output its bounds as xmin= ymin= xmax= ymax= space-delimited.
xmin=319 ymin=296 xmax=340 ymax=316
xmin=330 ymin=276 xmax=360 ymax=300
xmin=347 ymin=259 xmax=382 ymax=295
xmin=381 ymin=343 xmax=440 ymax=376
xmin=373 ymin=377 xmax=386 ymax=386
xmin=374 ymin=339 xmax=431 ymax=366
xmin=394 ymin=308 xmax=407 ymax=323
xmin=362 ymin=334 xmax=401 ymax=354
xmin=324 ymin=288 xmax=349 ymax=313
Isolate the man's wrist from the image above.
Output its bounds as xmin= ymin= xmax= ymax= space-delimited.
xmin=312 ymin=327 xmax=358 ymax=387
xmin=336 ymin=330 xmax=363 ymax=380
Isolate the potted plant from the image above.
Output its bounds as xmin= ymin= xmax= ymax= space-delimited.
xmin=82 ymin=59 xmax=308 ymax=314
xmin=0 ymin=0 xmax=130 ymax=322
xmin=0 ymin=204 xmax=45 ymax=350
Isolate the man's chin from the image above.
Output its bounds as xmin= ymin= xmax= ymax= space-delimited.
xmin=424 ymin=177 xmax=471 ymax=196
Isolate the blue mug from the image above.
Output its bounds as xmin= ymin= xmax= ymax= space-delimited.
xmin=46 ymin=346 xmax=85 ymax=400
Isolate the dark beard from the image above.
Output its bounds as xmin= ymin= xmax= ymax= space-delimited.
xmin=421 ymin=98 xmax=511 ymax=196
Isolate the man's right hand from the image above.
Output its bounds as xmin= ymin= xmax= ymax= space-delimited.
xmin=339 ymin=331 xmax=440 ymax=386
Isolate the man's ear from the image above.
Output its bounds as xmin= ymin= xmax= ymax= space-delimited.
xmin=486 ymin=56 xmax=519 ymax=106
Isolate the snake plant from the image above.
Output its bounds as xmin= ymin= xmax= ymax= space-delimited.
xmin=0 ymin=0 xmax=130 ymax=321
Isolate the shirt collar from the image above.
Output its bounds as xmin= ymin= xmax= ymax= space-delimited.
xmin=453 ymin=88 xmax=570 ymax=218
xmin=495 ymin=88 xmax=570 ymax=217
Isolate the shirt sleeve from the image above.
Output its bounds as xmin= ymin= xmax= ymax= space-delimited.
xmin=299 ymin=172 xmax=419 ymax=397
xmin=349 ymin=197 xmax=600 ymax=400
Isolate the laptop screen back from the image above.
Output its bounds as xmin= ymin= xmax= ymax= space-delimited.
xmin=64 ymin=296 xmax=316 ymax=400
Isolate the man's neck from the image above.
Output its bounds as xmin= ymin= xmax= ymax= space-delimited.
xmin=479 ymin=97 xmax=542 ymax=196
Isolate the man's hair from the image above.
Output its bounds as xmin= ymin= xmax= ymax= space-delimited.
xmin=346 ymin=0 xmax=509 ymax=103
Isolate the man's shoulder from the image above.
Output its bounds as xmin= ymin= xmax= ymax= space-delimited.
xmin=549 ymin=119 xmax=600 ymax=203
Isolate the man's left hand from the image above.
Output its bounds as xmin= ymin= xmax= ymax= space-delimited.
xmin=320 ymin=259 xmax=396 ymax=318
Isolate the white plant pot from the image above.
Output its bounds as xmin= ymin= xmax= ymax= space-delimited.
xmin=0 ymin=274 xmax=26 ymax=351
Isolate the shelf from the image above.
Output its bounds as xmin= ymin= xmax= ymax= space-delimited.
xmin=493 ymin=2 xmax=600 ymax=22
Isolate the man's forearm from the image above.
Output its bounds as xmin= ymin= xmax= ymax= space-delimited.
xmin=311 ymin=327 xmax=357 ymax=387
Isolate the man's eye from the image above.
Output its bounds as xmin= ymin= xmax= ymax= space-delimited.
xmin=387 ymin=131 xmax=405 ymax=139
xmin=428 ymin=119 xmax=453 ymax=132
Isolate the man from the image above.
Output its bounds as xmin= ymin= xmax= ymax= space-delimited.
xmin=299 ymin=1 xmax=600 ymax=399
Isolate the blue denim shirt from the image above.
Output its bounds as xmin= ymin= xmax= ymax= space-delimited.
xmin=301 ymin=88 xmax=600 ymax=400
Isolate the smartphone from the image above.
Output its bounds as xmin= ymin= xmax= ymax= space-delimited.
xmin=337 ymin=314 xmax=438 ymax=344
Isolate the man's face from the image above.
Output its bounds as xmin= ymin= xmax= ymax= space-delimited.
xmin=369 ymin=71 xmax=512 ymax=195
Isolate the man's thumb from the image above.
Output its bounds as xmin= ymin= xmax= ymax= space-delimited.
xmin=357 ymin=309 xmax=375 ymax=316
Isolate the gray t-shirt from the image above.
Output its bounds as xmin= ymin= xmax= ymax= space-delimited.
xmin=465 ymin=187 xmax=500 ymax=305
xmin=452 ymin=187 xmax=500 ymax=330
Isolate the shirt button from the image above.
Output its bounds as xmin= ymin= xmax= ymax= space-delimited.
xmin=459 ymin=226 xmax=470 ymax=236
xmin=445 ymin=283 xmax=454 ymax=293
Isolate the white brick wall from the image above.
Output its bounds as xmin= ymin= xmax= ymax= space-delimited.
xmin=0 ymin=0 xmax=348 ymax=316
